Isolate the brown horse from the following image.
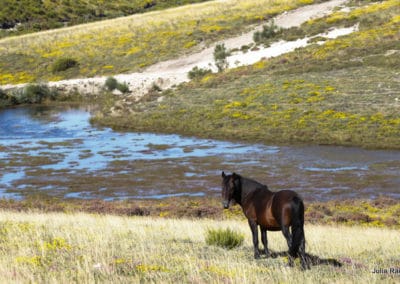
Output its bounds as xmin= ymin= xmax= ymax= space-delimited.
xmin=221 ymin=171 xmax=309 ymax=269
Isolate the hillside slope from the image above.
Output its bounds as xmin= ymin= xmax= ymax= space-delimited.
xmin=0 ymin=0 xmax=331 ymax=85
xmin=0 ymin=0 xmax=210 ymax=38
xmin=0 ymin=0 xmax=347 ymax=102
xmin=1 ymin=0 xmax=399 ymax=148
xmin=94 ymin=0 xmax=400 ymax=149
xmin=1 ymin=211 xmax=399 ymax=282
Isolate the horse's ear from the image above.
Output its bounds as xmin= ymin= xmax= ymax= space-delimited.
xmin=221 ymin=171 xmax=226 ymax=178
xmin=232 ymin=172 xmax=238 ymax=179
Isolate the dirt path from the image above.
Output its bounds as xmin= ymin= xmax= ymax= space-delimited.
xmin=3 ymin=0 xmax=348 ymax=99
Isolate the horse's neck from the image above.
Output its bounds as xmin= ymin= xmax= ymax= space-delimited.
xmin=238 ymin=177 xmax=271 ymax=204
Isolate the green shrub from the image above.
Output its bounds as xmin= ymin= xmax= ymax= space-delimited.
xmin=240 ymin=44 xmax=252 ymax=53
xmin=51 ymin=58 xmax=79 ymax=73
xmin=0 ymin=88 xmax=14 ymax=107
xmin=3 ymin=92 xmax=17 ymax=106
xmin=116 ymin=82 xmax=129 ymax=93
xmin=150 ymin=83 xmax=162 ymax=92
xmin=0 ymin=88 xmax=6 ymax=100
xmin=105 ymin=77 xmax=130 ymax=93
xmin=253 ymin=20 xmax=282 ymax=43
xmin=16 ymin=84 xmax=55 ymax=104
xmin=105 ymin=77 xmax=118 ymax=91
xmin=213 ymin=44 xmax=230 ymax=72
xmin=205 ymin=228 xmax=244 ymax=249
xmin=188 ymin=66 xmax=212 ymax=80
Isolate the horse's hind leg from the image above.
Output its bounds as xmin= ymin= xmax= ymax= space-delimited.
xmin=260 ymin=227 xmax=271 ymax=257
xmin=281 ymin=225 xmax=292 ymax=251
xmin=281 ymin=225 xmax=294 ymax=266
xmin=298 ymin=232 xmax=310 ymax=270
xmin=248 ymin=219 xmax=260 ymax=259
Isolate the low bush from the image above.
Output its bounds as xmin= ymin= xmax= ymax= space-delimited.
xmin=188 ymin=66 xmax=212 ymax=80
xmin=51 ymin=58 xmax=79 ymax=73
xmin=105 ymin=77 xmax=130 ymax=93
xmin=205 ymin=227 xmax=244 ymax=249
xmin=116 ymin=82 xmax=130 ymax=93
xmin=213 ymin=44 xmax=230 ymax=72
xmin=150 ymin=83 xmax=162 ymax=92
xmin=0 ymin=88 xmax=15 ymax=107
xmin=105 ymin=77 xmax=118 ymax=91
xmin=0 ymin=88 xmax=7 ymax=101
xmin=253 ymin=20 xmax=282 ymax=44
xmin=14 ymin=84 xmax=56 ymax=104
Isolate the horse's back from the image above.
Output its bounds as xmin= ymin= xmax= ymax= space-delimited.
xmin=270 ymin=190 xmax=303 ymax=228
xmin=274 ymin=189 xmax=300 ymax=200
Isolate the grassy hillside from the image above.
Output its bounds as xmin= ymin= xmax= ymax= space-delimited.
xmin=1 ymin=211 xmax=399 ymax=283
xmin=95 ymin=0 xmax=400 ymax=149
xmin=0 ymin=0 xmax=210 ymax=38
xmin=0 ymin=0 xmax=324 ymax=85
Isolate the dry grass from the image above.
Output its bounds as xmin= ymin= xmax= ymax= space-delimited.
xmin=0 ymin=211 xmax=399 ymax=283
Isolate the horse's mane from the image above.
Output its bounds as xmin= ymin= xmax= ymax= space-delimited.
xmin=238 ymin=175 xmax=267 ymax=188
xmin=237 ymin=174 xmax=269 ymax=194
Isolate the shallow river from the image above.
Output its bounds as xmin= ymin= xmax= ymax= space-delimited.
xmin=0 ymin=105 xmax=399 ymax=201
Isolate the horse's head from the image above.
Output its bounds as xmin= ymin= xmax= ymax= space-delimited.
xmin=221 ymin=171 xmax=240 ymax=209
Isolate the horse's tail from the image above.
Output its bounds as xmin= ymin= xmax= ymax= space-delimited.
xmin=289 ymin=196 xmax=305 ymax=258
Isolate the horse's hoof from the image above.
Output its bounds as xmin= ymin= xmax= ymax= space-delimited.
xmin=301 ymin=263 xmax=311 ymax=270
xmin=286 ymin=261 xmax=294 ymax=268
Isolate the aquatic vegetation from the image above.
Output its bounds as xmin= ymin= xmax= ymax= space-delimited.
xmin=4 ymin=83 xmax=58 ymax=105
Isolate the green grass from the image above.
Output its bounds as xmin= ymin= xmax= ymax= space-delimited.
xmin=94 ymin=0 xmax=400 ymax=149
xmin=0 ymin=211 xmax=399 ymax=283
xmin=0 ymin=0 xmax=325 ymax=84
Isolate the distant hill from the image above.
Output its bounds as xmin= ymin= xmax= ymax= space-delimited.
xmin=0 ymin=0 xmax=210 ymax=38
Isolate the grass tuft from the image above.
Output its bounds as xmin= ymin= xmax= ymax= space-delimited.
xmin=51 ymin=57 xmax=79 ymax=73
xmin=205 ymin=227 xmax=244 ymax=249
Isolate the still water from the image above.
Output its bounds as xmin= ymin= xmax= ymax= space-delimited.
xmin=0 ymin=105 xmax=399 ymax=201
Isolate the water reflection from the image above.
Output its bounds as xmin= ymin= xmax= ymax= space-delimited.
xmin=0 ymin=105 xmax=399 ymax=201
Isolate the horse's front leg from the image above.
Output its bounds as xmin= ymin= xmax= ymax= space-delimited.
xmin=260 ymin=227 xmax=271 ymax=257
xmin=248 ymin=219 xmax=260 ymax=259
